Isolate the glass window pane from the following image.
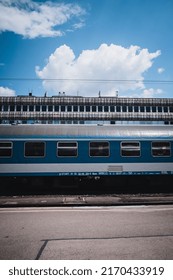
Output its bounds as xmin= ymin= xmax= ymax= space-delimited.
xmin=92 ymin=106 xmax=96 ymax=112
xmin=0 ymin=142 xmax=12 ymax=157
xmin=128 ymin=106 xmax=133 ymax=112
xmin=90 ymin=142 xmax=109 ymax=157
xmin=116 ymin=106 xmax=121 ymax=112
xmin=121 ymin=142 xmax=140 ymax=157
xmin=86 ymin=106 xmax=90 ymax=112
xmin=79 ymin=106 xmax=84 ymax=112
xmin=42 ymin=105 xmax=47 ymax=112
xmin=54 ymin=106 xmax=59 ymax=112
xmin=67 ymin=106 xmax=72 ymax=112
xmin=10 ymin=105 xmax=15 ymax=111
xmin=23 ymin=105 xmax=27 ymax=111
xmin=122 ymin=106 xmax=127 ymax=112
xmin=104 ymin=106 xmax=108 ymax=112
xmin=48 ymin=105 xmax=53 ymax=112
xmin=3 ymin=105 xmax=8 ymax=111
xmin=110 ymin=106 xmax=115 ymax=112
xmin=134 ymin=106 xmax=138 ymax=112
xmin=57 ymin=142 xmax=77 ymax=157
xmin=25 ymin=142 xmax=45 ymax=157
xmin=16 ymin=105 xmax=21 ymax=112
xmin=29 ymin=105 xmax=34 ymax=112
xmin=98 ymin=106 xmax=102 ymax=112
xmin=152 ymin=142 xmax=171 ymax=157
xmin=73 ymin=106 xmax=78 ymax=112
xmin=36 ymin=105 xmax=40 ymax=112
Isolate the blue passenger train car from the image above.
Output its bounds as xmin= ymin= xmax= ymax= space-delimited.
xmin=0 ymin=124 xmax=173 ymax=186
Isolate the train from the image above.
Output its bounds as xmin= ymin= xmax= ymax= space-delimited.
xmin=0 ymin=124 xmax=173 ymax=188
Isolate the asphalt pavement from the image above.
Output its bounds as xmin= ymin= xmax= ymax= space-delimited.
xmin=0 ymin=205 xmax=173 ymax=259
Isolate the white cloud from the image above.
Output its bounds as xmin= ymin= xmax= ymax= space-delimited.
xmin=36 ymin=43 xmax=161 ymax=97
xmin=0 ymin=86 xmax=16 ymax=96
xmin=142 ymin=88 xmax=163 ymax=98
xmin=0 ymin=0 xmax=85 ymax=38
xmin=157 ymin=67 xmax=165 ymax=74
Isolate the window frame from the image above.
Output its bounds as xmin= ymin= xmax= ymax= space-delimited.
xmin=57 ymin=141 xmax=78 ymax=157
xmin=24 ymin=141 xmax=45 ymax=158
xmin=0 ymin=141 xmax=13 ymax=158
xmin=121 ymin=141 xmax=141 ymax=157
xmin=89 ymin=141 xmax=110 ymax=157
xmin=151 ymin=141 xmax=171 ymax=157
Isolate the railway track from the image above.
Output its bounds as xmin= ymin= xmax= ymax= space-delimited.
xmin=0 ymin=193 xmax=173 ymax=207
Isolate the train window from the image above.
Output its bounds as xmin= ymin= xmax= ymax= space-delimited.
xmin=57 ymin=142 xmax=78 ymax=157
xmin=152 ymin=142 xmax=171 ymax=157
xmin=121 ymin=142 xmax=140 ymax=157
xmin=0 ymin=142 xmax=13 ymax=157
xmin=89 ymin=142 xmax=109 ymax=157
xmin=25 ymin=142 xmax=45 ymax=157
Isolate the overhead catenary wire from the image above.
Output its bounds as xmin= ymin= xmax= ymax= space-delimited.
xmin=0 ymin=78 xmax=173 ymax=84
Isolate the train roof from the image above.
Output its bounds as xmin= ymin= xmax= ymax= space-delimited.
xmin=0 ymin=124 xmax=173 ymax=139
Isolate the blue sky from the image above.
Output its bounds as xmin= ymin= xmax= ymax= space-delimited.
xmin=0 ymin=0 xmax=173 ymax=98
